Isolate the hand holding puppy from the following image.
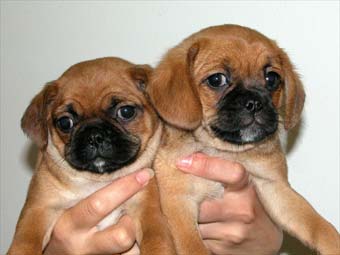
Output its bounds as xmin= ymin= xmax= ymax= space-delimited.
xmin=8 ymin=58 xmax=175 ymax=255
xmin=44 ymin=170 xmax=151 ymax=255
xmin=148 ymin=24 xmax=339 ymax=255
xmin=44 ymin=155 xmax=283 ymax=255
xmin=177 ymin=153 xmax=283 ymax=255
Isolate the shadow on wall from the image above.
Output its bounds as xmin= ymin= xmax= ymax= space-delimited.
xmin=286 ymin=118 xmax=304 ymax=155
xmin=24 ymin=143 xmax=39 ymax=173
xmin=280 ymin=232 xmax=316 ymax=255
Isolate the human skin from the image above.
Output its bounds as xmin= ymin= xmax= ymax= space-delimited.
xmin=177 ymin=153 xmax=283 ymax=255
xmin=43 ymin=169 xmax=152 ymax=255
xmin=44 ymin=155 xmax=283 ymax=255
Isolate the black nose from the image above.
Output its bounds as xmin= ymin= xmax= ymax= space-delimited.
xmin=245 ymin=99 xmax=263 ymax=113
xmin=88 ymin=131 xmax=105 ymax=147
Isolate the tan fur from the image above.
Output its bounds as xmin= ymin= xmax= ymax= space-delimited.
xmin=148 ymin=25 xmax=339 ymax=255
xmin=8 ymin=57 xmax=175 ymax=255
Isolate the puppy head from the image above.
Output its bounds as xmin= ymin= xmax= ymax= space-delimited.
xmin=21 ymin=57 xmax=157 ymax=174
xmin=149 ymin=25 xmax=305 ymax=147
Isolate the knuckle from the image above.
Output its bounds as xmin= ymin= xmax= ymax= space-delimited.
xmin=271 ymin=229 xmax=284 ymax=250
xmin=52 ymin=228 xmax=63 ymax=242
xmin=204 ymin=240 xmax=226 ymax=255
xmin=229 ymin=229 xmax=247 ymax=245
xmin=114 ymin=227 xmax=134 ymax=250
xmin=221 ymin=225 xmax=248 ymax=245
xmin=51 ymin=226 xmax=79 ymax=252
xmin=236 ymin=206 xmax=256 ymax=224
xmin=201 ymin=159 xmax=211 ymax=175
xmin=230 ymin=163 xmax=245 ymax=182
xmin=264 ymin=227 xmax=283 ymax=252
xmin=248 ymin=185 xmax=257 ymax=199
xmin=52 ymin=221 xmax=69 ymax=242
xmin=195 ymin=153 xmax=210 ymax=173
xmin=230 ymin=234 xmax=245 ymax=245
xmin=242 ymin=207 xmax=256 ymax=224
xmin=86 ymin=198 xmax=106 ymax=217
xmin=221 ymin=203 xmax=256 ymax=224
xmin=237 ymin=191 xmax=257 ymax=223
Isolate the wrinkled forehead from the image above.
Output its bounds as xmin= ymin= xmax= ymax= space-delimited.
xmin=194 ymin=36 xmax=282 ymax=77
xmin=54 ymin=69 xmax=145 ymax=111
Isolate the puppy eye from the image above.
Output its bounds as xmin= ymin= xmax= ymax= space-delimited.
xmin=206 ymin=73 xmax=229 ymax=89
xmin=57 ymin=116 xmax=74 ymax=133
xmin=265 ymin=71 xmax=281 ymax=91
xmin=117 ymin=105 xmax=137 ymax=121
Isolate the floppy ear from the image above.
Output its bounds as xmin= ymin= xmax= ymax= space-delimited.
xmin=21 ymin=82 xmax=58 ymax=149
xmin=129 ymin=64 xmax=153 ymax=92
xmin=147 ymin=43 xmax=202 ymax=130
xmin=280 ymin=51 xmax=305 ymax=130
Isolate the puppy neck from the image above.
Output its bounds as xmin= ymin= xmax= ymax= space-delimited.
xmin=194 ymin=125 xmax=255 ymax=153
xmin=43 ymin=122 xmax=163 ymax=184
xmin=194 ymin=124 xmax=281 ymax=154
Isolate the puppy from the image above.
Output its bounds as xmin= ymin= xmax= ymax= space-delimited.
xmin=148 ymin=25 xmax=339 ymax=255
xmin=8 ymin=57 xmax=175 ymax=255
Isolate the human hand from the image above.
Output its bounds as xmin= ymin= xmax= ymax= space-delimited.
xmin=44 ymin=169 xmax=153 ymax=255
xmin=177 ymin=153 xmax=283 ymax=255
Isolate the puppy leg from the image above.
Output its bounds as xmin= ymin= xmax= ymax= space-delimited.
xmin=154 ymin=152 xmax=210 ymax=255
xmin=254 ymin=179 xmax=340 ymax=255
xmin=132 ymin=178 xmax=177 ymax=255
xmin=127 ymin=178 xmax=176 ymax=255
xmin=160 ymin=197 xmax=210 ymax=255
xmin=7 ymin=206 xmax=54 ymax=255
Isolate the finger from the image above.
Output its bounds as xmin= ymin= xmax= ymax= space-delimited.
xmin=122 ymin=243 xmax=140 ymax=255
xmin=176 ymin=153 xmax=246 ymax=186
xmin=203 ymin=239 xmax=232 ymax=255
xmin=199 ymin=198 xmax=225 ymax=223
xmin=199 ymin=221 xmax=249 ymax=244
xmin=63 ymin=169 xmax=153 ymax=230
xmin=199 ymin=185 xmax=256 ymax=224
xmin=88 ymin=215 xmax=136 ymax=254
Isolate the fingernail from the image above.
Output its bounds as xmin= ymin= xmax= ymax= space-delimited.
xmin=136 ymin=169 xmax=154 ymax=185
xmin=176 ymin=155 xmax=193 ymax=169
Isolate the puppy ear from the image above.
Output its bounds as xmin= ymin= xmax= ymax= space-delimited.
xmin=21 ymin=82 xmax=58 ymax=149
xmin=147 ymin=43 xmax=202 ymax=130
xmin=280 ymin=51 xmax=305 ymax=130
xmin=129 ymin=64 xmax=153 ymax=92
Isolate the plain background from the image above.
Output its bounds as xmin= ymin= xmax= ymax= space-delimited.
xmin=1 ymin=1 xmax=339 ymax=254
